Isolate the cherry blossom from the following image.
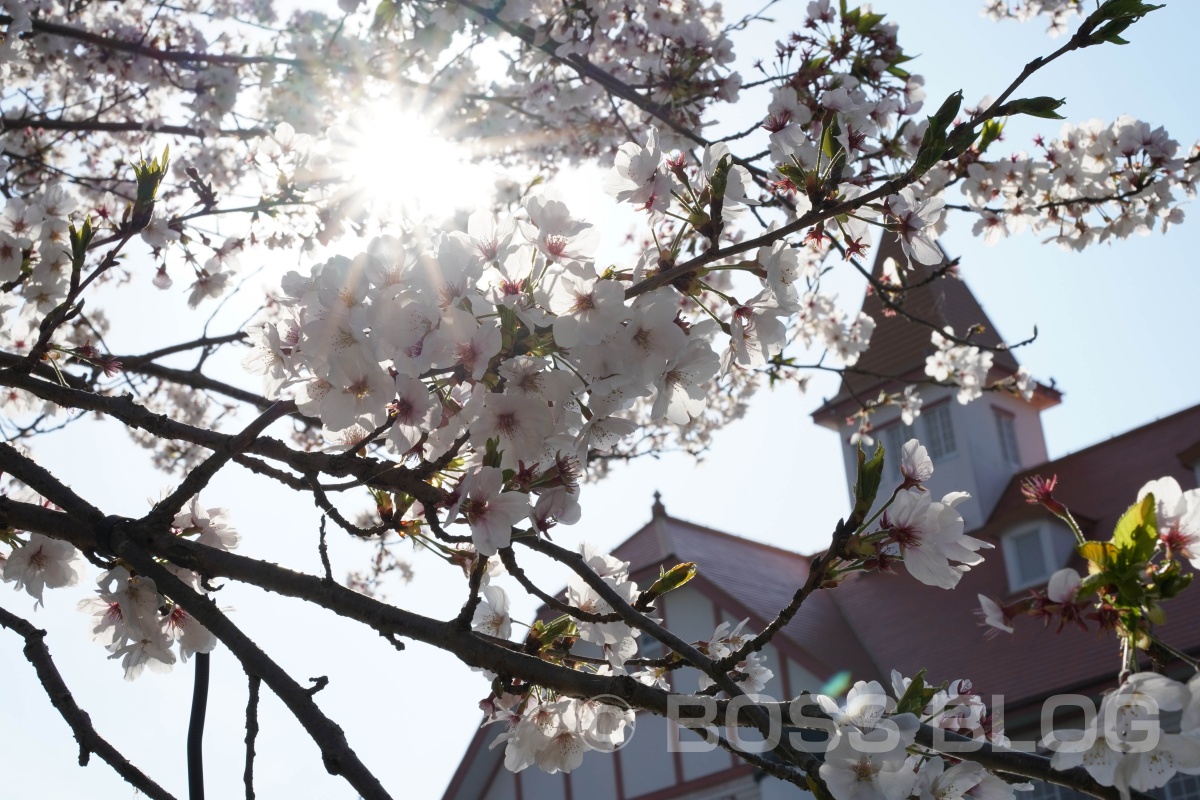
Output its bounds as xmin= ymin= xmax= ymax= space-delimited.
xmin=2 ymin=533 xmax=85 ymax=606
xmin=449 ymin=467 xmax=530 ymax=556
xmin=883 ymin=490 xmax=992 ymax=589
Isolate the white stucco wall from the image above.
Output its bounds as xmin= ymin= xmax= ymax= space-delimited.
xmin=834 ymin=385 xmax=1049 ymax=532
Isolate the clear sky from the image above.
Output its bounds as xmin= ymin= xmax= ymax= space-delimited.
xmin=3 ymin=3 xmax=1199 ymax=798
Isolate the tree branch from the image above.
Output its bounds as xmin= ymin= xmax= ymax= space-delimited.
xmin=0 ymin=604 xmax=179 ymax=800
xmin=110 ymin=531 xmax=395 ymax=800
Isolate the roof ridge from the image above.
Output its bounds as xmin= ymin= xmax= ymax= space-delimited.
xmin=1012 ymin=399 xmax=1200 ymax=478
xmin=653 ymin=512 xmax=813 ymax=563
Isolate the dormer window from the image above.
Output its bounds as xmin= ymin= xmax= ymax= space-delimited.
xmin=1001 ymin=523 xmax=1074 ymax=593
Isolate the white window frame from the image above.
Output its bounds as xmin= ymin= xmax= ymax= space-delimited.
xmin=1001 ymin=524 xmax=1057 ymax=592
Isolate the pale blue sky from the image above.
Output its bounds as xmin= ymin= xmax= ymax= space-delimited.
xmin=2 ymin=3 xmax=1198 ymax=798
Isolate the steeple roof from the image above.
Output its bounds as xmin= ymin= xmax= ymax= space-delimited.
xmin=811 ymin=234 xmax=1049 ymax=425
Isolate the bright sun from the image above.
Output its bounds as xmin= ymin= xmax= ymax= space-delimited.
xmin=333 ymin=102 xmax=495 ymax=224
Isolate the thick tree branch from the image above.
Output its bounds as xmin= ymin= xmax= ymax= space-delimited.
xmin=0 ymin=372 xmax=440 ymax=507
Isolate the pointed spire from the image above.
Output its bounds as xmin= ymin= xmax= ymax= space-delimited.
xmin=811 ymin=234 xmax=1024 ymax=425
xmin=651 ymin=491 xmax=666 ymax=518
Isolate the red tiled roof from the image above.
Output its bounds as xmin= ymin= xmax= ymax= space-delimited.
xmin=988 ymin=402 xmax=1200 ymax=536
xmin=812 ymin=236 xmax=1046 ymax=425
xmin=614 ymin=512 xmax=881 ymax=681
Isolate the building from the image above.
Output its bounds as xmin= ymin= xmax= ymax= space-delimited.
xmin=443 ymin=240 xmax=1200 ymax=800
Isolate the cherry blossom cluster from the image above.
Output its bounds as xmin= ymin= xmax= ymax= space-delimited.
xmin=471 ymin=544 xmax=640 ymax=773
xmin=981 ymin=0 xmax=1084 ymax=36
xmin=0 ymin=490 xmax=231 ymax=678
xmin=1 ymin=487 xmax=85 ymax=607
xmin=239 ymin=134 xmax=917 ymax=552
xmin=756 ymin=3 xmax=929 ymax=197
xmin=1 ymin=185 xmax=79 ymax=312
xmin=813 ymin=668 xmax=1200 ymax=800
xmin=815 ymin=672 xmax=1012 ymax=800
xmin=924 ymin=328 xmax=997 ymax=405
xmin=1050 ymin=671 xmax=1200 ymax=798
xmin=945 ymin=116 xmax=1194 ymax=250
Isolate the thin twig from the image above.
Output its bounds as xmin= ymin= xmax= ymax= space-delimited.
xmin=318 ymin=515 xmax=333 ymax=584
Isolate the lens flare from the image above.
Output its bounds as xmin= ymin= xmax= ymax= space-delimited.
xmin=324 ymin=100 xmax=495 ymax=225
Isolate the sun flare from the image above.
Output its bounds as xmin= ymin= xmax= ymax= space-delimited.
xmin=333 ymin=102 xmax=494 ymax=224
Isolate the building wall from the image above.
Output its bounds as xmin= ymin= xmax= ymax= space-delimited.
xmin=550 ymin=585 xmax=826 ymax=800
xmin=835 ymin=384 xmax=1049 ymax=532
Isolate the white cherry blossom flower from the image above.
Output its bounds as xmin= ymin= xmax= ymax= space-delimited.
xmin=885 ymin=490 xmax=991 ymax=589
xmin=1138 ymin=476 xmax=1200 ymax=567
xmin=887 ymin=188 xmax=945 ymax=266
xmin=173 ymin=497 xmax=240 ymax=551
xmin=450 ymin=467 xmax=529 ymax=556
xmin=2 ymin=533 xmax=85 ymax=605
xmin=540 ymin=270 xmax=628 ymax=349
xmin=471 ymin=585 xmax=512 ymax=639
xmin=900 ymin=439 xmax=933 ymax=487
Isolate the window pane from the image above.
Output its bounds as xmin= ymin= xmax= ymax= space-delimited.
xmin=995 ymin=410 xmax=1020 ymax=465
xmin=881 ymin=422 xmax=915 ymax=479
xmin=925 ymin=406 xmax=956 ymax=460
xmin=1012 ymin=529 xmax=1047 ymax=585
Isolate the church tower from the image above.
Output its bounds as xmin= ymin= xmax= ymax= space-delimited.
xmin=810 ymin=235 xmax=1062 ymax=532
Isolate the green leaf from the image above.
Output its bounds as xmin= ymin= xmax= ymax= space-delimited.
xmin=648 ymin=562 xmax=698 ymax=595
xmin=895 ymin=668 xmax=939 ymax=716
xmin=1078 ymin=540 xmax=1118 ymax=570
xmin=1091 ymin=0 xmax=1164 ymax=22
xmin=997 ymin=96 xmax=1067 ymax=120
xmin=776 ymin=162 xmax=806 ymax=184
xmin=371 ymin=0 xmax=397 ymax=32
xmin=978 ymin=119 xmax=1005 ymax=154
xmin=68 ymin=216 xmax=95 ymax=268
xmin=1111 ymin=494 xmax=1158 ymax=564
xmin=1160 ymin=570 xmax=1194 ymax=601
xmin=129 ymin=145 xmax=170 ymax=230
xmin=820 ymin=114 xmax=841 ymax=160
xmin=1082 ymin=1 xmax=1162 ymax=46
xmin=1076 ymin=571 xmax=1110 ymax=600
xmin=856 ymin=11 xmax=885 ymax=33
xmin=851 ymin=444 xmax=884 ymax=523
xmin=945 ymin=125 xmax=980 ymax=159
xmin=483 ymin=437 xmax=503 ymax=468
xmin=928 ymin=90 xmax=963 ymax=134
xmin=913 ymin=90 xmax=962 ymax=172
xmin=536 ymin=615 xmax=578 ymax=646
xmin=708 ymin=154 xmax=732 ymax=198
